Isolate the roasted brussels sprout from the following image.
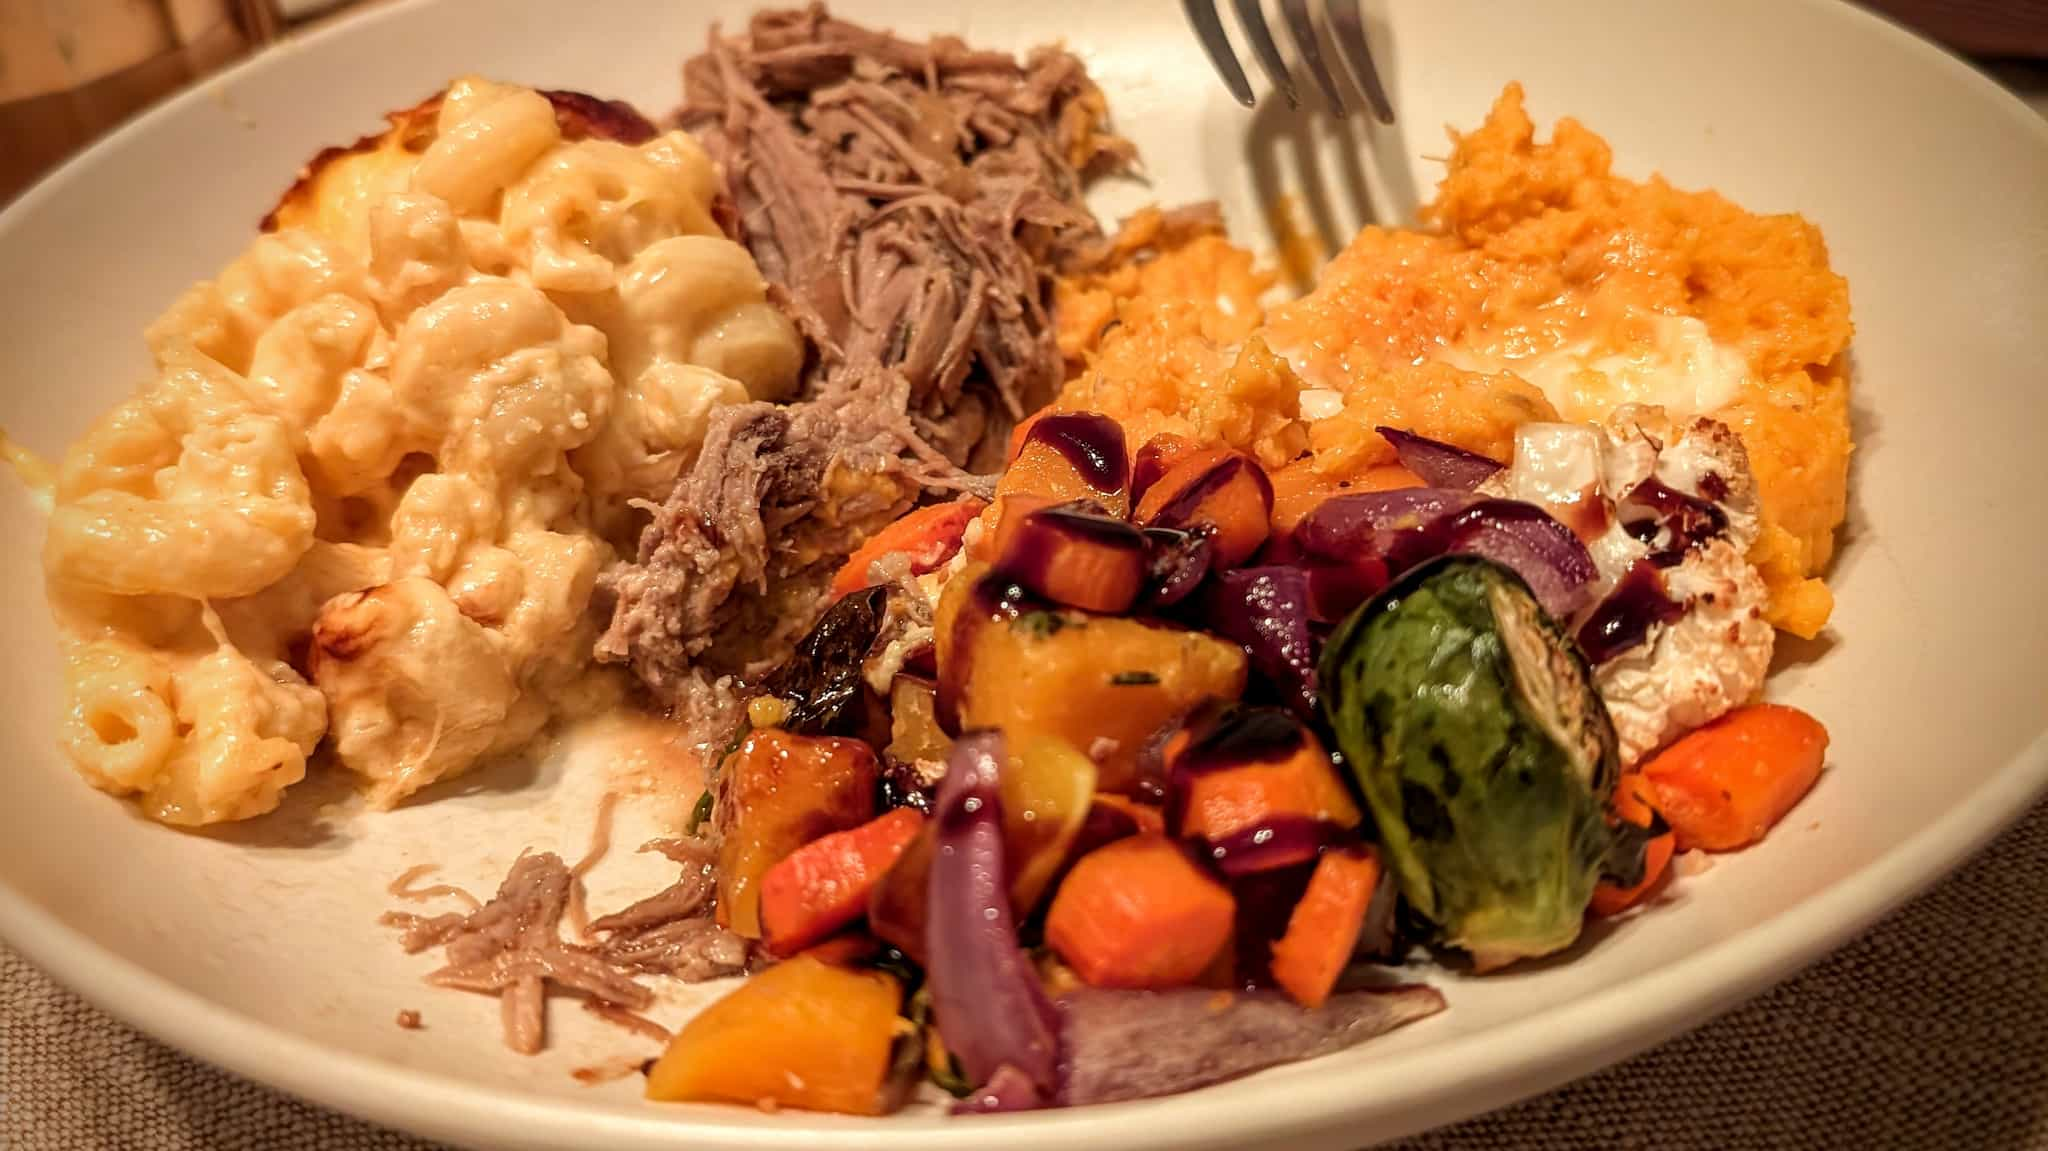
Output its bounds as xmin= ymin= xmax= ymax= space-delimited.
xmin=1319 ymin=556 xmax=1619 ymax=971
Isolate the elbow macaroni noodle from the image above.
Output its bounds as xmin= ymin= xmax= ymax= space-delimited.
xmin=36 ymin=77 xmax=803 ymax=824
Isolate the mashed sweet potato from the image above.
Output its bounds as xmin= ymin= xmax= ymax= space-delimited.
xmin=1055 ymin=85 xmax=1851 ymax=637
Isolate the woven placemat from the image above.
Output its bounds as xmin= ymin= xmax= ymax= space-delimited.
xmin=6 ymin=798 xmax=2045 ymax=1150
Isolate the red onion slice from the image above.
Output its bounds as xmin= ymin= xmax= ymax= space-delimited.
xmin=1442 ymin=499 xmax=1600 ymax=618
xmin=953 ymin=1063 xmax=1045 ymax=1115
xmin=1057 ymin=984 xmax=1448 ymax=1105
xmin=1199 ymin=567 xmax=1320 ymax=719
xmin=927 ymin=732 xmax=1059 ymax=1103
xmin=1293 ymin=488 xmax=1474 ymax=567
xmin=1141 ymin=525 xmax=1218 ymax=608
xmin=1375 ymin=426 xmax=1503 ymax=490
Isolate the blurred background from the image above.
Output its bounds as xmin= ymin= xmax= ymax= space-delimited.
xmin=2 ymin=0 xmax=2045 ymax=202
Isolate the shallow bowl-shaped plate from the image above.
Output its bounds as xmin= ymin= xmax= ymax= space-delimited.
xmin=3 ymin=1 xmax=2046 ymax=1148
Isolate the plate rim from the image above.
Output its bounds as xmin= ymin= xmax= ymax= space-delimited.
xmin=3 ymin=0 xmax=2047 ymax=1147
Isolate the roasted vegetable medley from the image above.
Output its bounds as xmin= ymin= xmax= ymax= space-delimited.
xmin=645 ymin=411 xmax=1830 ymax=1114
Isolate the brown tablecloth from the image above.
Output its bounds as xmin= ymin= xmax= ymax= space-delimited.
xmin=6 ymin=798 xmax=2045 ymax=1150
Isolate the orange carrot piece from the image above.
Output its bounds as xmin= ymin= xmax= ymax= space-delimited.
xmin=1270 ymin=461 xmax=1427 ymax=534
xmin=831 ymin=500 xmax=984 ymax=598
xmin=1269 ymin=847 xmax=1381 ymax=1008
xmin=1045 ymin=834 xmax=1235 ymax=989
xmin=760 ymin=808 xmax=926 ymax=956
xmin=1007 ymin=409 xmax=1051 ymax=463
xmin=998 ymin=423 xmax=1130 ymax=516
xmin=1355 ymin=463 xmax=1427 ymax=492
xmin=1169 ymin=725 xmax=1361 ymax=842
xmin=1131 ymin=433 xmax=1205 ymax=505
xmin=1589 ymin=773 xmax=1676 ymax=916
xmin=1642 ymin=704 xmax=1829 ymax=852
xmin=1134 ymin=449 xmax=1273 ymax=568
xmin=1091 ymin=794 xmax=1167 ymax=836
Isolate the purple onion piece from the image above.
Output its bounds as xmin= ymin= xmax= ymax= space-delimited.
xmin=1199 ymin=567 xmax=1320 ymax=718
xmin=1197 ymin=816 xmax=1342 ymax=876
xmin=1301 ymin=559 xmax=1390 ymax=625
xmin=1375 ymin=426 xmax=1503 ymax=490
xmin=928 ymin=732 xmax=1059 ymax=1103
xmin=952 ymin=1064 xmax=1045 ymax=1115
xmin=1142 ymin=525 xmax=1218 ymax=608
xmin=1056 ymin=985 xmax=1448 ymax=1106
xmin=1442 ymin=499 xmax=1600 ymax=618
xmin=1293 ymin=488 xmax=1474 ymax=567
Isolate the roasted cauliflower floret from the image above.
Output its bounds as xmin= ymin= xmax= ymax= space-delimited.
xmin=1485 ymin=406 xmax=1775 ymax=765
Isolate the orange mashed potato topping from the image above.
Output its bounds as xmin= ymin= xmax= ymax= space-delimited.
xmin=1053 ymin=85 xmax=1850 ymax=637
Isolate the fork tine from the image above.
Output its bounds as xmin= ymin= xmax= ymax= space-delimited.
xmin=1276 ymin=0 xmax=1347 ymax=119
xmin=1184 ymin=0 xmax=1256 ymax=108
xmin=1231 ymin=0 xmax=1298 ymax=109
xmin=1327 ymin=0 xmax=1395 ymax=124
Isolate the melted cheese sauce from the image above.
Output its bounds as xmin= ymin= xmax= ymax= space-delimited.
xmin=1442 ymin=313 xmax=1752 ymax=425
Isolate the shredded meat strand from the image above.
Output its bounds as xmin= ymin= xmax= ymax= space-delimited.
xmin=385 ymin=835 xmax=745 ymax=1054
xmin=598 ymin=6 xmax=1133 ymax=711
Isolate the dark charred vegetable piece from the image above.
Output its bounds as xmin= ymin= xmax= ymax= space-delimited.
xmin=994 ymin=500 xmax=1147 ymax=614
xmin=1600 ymin=808 xmax=1673 ymax=891
xmin=1055 ymin=984 xmax=1447 ymax=1105
xmin=1576 ymin=560 xmax=1685 ymax=664
xmin=762 ymin=585 xmax=890 ymax=736
xmin=1319 ymin=556 xmax=1619 ymax=972
xmin=684 ymin=789 xmax=714 ymax=836
xmin=926 ymin=732 xmax=1059 ymax=1105
xmin=1198 ymin=567 xmax=1321 ymax=718
xmin=1141 ymin=525 xmax=1218 ymax=608
xmin=1375 ymin=426 xmax=1503 ymax=490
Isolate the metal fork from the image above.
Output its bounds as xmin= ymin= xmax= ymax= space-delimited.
xmin=1184 ymin=0 xmax=1395 ymax=124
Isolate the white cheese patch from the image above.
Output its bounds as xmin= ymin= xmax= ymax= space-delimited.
xmin=1442 ymin=314 xmax=1750 ymax=423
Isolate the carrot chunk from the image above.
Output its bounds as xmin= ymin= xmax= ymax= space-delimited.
xmin=1589 ymin=773 xmax=1676 ymax=916
xmin=759 ymin=807 xmax=926 ymax=956
xmin=1167 ymin=717 xmax=1361 ymax=842
xmin=1045 ymin=834 xmax=1235 ymax=989
xmin=1269 ymin=846 xmax=1382 ymax=1008
xmin=1642 ymin=704 xmax=1829 ymax=852
xmin=1267 ymin=461 xmax=1424 ymax=534
xmin=1135 ymin=449 xmax=1274 ymax=569
xmin=830 ymin=500 xmax=983 ymax=598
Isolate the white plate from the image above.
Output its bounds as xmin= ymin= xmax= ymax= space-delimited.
xmin=3 ymin=1 xmax=2046 ymax=1148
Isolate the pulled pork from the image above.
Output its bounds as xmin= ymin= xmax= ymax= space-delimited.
xmin=683 ymin=3 xmax=1131 ymax=469
xmin=383 ymin=838 xmax=745 ymax=1054
xmin=599 ymin=6 xmax=1131 ymax=710
xmin=594 ymin=395 xmax=919 ymax=709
